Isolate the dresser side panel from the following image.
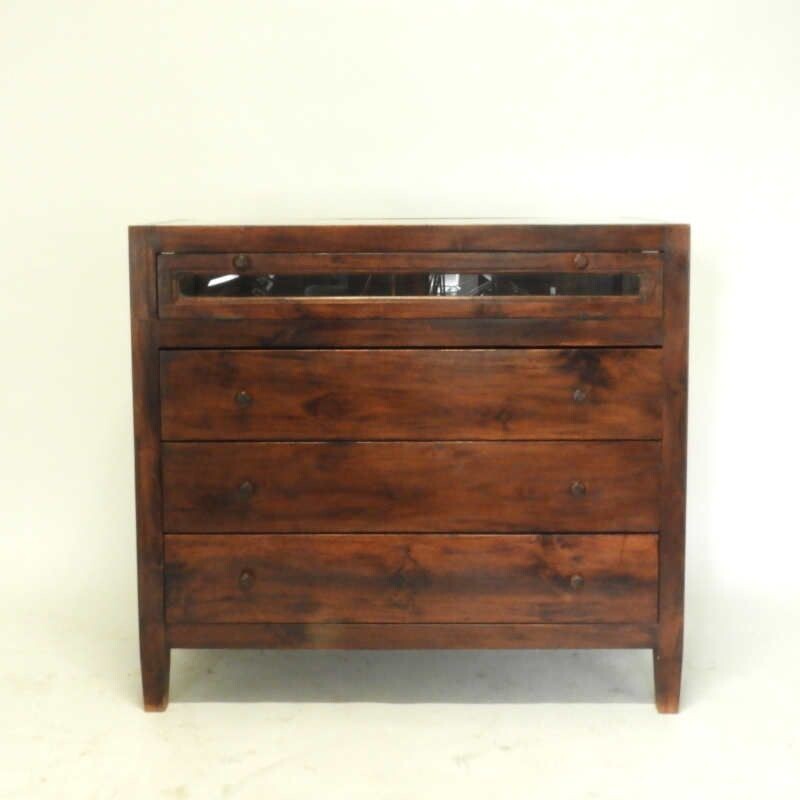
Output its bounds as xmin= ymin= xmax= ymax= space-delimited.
xmin=130 ymin=226 xmax=170 ymax=710
xmin=655 ymin=225 xmax=689 ymax=712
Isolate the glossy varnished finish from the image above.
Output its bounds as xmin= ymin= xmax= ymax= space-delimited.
xmin=130 ymin=222 xmax=689 ymax=711
xmin=160 ymin=348 xmax=663 ymax=441
xmin=164 ymin=534 xmax=658 ymax=624
xmin=162 ymin=441 xmax=661 ymax=533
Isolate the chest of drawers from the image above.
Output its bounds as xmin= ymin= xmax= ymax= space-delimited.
xmin=130 ymin=222 xmax=689 ymax=712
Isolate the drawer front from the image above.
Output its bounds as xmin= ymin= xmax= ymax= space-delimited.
xmin=162 ymin=441 xmax=660 ymax=532
xmin=164 ymin=533 xmax=659 ymax=624
xmin=157 ymin=251 xmax=662 ymax=320
xmin=160 ymin=348 xmax=662 ymax=441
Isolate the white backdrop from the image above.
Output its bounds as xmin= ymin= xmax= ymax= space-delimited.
xmin=2 ymin=2 xmax=799 ymax=798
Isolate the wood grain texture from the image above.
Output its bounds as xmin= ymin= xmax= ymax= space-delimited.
xmin=160 ymin=295 xmax=659 ymax=321
xmin=162 ymin=441 xmax=661 ymax=533
xmin=152 ymin=223 xmax=667 ymax=254
xmin=157 ymin=317 xmax=664 ymax=348
xmin=654 ymin=225 xmax=690 ymax=713
xmin=129 ymin=227 xmax=170 ymax=711
xmin=158 ymin=250 xmax=661 ymax=319
xmin=160 ymin=348 xmax=663 ymax=441
xmin=157 ymin=250 xmax=660 ymax=275
xmin=167 ymin=622 xmax=658 ymax=649
xmin=164 ymin=534 xmax=659 ymax=624
xmin=130 ymin=222 xmax=688 ymax=711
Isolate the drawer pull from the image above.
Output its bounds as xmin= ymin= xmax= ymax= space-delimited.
xmin=235 ymin=389 xmax=253 ymax=408
xmin=574 ymin=253 xmax=589 ymax=270
xmin=238 ymin=480 xmax=255 ymax=499
xmin=238 ymin=569 xmax=255 ymax=590
xmin=233 ymin=254 xmax=251 ymax=271
xmin=570 ymin=480 xmax=586 ymax=497
xmin=572 ymin=387 xmax=588 ymax=403
xmin=570 ymin=574 xmax=585 ymax=590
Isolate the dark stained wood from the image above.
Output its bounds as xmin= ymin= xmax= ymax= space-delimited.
xmin=130 ymin=221 xmax=688 ymax=711
xmin=654 ymin=225 xmax=690 ymax=713
xmin=157 ymin=251 xmax=662 ymax=321
xmin=129 ymin=227 xmax=170 ymax=711
xmin=164 ymin=534 xmax=658 ymax=624
xmin=157 ymin=317 xmax=664 ymax=348
xmin=157 ymin=250 xmax=660 ymax=274
xmin=167 ymin=622 xmax=658 ymax=649
xmin=160 ymin=295 xmax=659 ymax=321
xmin=150 ymin=223 xmax=667 ymax=253
xmin=162 ymin=441 xmax=661 ymax=533
xmin=160 ymin=348 xmax=663 ymax=441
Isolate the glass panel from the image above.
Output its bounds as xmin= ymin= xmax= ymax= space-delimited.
xmin=177 ymin=272 xmax=641 ymax=298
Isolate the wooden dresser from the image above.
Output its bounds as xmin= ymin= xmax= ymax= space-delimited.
xmin=129 ymin=222 xmax=689 ymax=712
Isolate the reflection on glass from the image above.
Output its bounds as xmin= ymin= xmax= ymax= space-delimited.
xmin=177 ymin=272 xmax=641 ymax=298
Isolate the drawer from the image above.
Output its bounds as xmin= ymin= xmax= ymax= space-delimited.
xmin=160 ymin=348 xmax=663 ymax=441
xmin=164 ymin=533 xmax=659 ymax=624
xmin=162 ymin=441 xmax=660 ymax=532
xmin=157 ymin=251 xmax=662 ymax=320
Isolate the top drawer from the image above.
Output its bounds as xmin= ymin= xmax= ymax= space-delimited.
xmin=157 ymin=251 xmax=662 ymax=320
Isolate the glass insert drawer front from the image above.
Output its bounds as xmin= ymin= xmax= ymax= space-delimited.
xmin=177 ymin=271 xmax=641 ymax=298
xmin=157 ymin=252 xmax=662 ymax=319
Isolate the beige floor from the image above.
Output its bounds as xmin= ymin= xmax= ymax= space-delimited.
xmin=2 ymin=577 xmax=798 ymax=800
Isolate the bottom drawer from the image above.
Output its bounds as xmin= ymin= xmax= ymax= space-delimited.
xmin=165 ymin=534 xmax=658 ymax=624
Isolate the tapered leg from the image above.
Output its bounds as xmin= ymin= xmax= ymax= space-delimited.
xmin=653 ymin=647 xmax=682 ymax=713
xmin=141 ymin=626 xmax=170 ymax=711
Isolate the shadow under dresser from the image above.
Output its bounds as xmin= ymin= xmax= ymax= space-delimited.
xmin=129 ymin=221 xmax=689 ymax=712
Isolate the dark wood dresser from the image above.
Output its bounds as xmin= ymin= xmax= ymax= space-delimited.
xmin=130 ymin=222 xmax=689 ymax=712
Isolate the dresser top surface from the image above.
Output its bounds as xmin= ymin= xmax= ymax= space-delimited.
xmin=136 ymin=217 xmax=687 ymax=229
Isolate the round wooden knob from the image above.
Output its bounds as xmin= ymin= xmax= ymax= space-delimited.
xmin=239 ymin=569 xmax=254 ymax=589
xmin=570 ymin=574 xmax=584 ymax=590
xmin=235 ymin=390 xmax=252 ymax=408
xmin=570 ymin=480 xmax=586 ymax=497
xmin=238 ymin=480 xmax=255 ymax=499
xmin=573 ymin=253 xmax=589 ymax=270
xmin=572 ymin=387 xmax=588 ymax=403
xmin=233 ymin=254 xmax=251 ymax=271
